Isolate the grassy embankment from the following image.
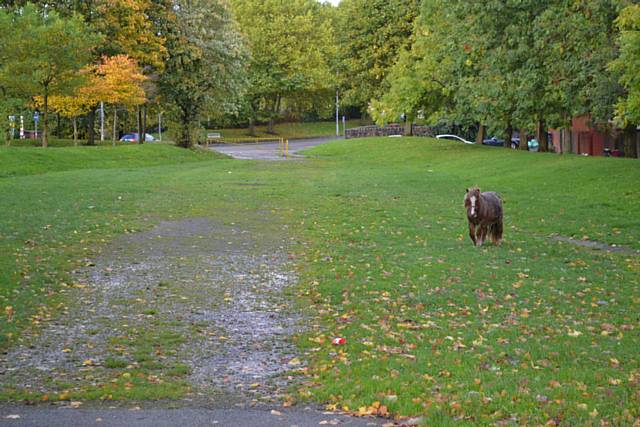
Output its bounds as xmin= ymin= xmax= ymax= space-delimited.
xmin=0 ymin=138 xmax=638 ymax=424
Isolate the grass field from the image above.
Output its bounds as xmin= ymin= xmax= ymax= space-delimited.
xmin=0 ymin=138 xmax=638 ymax=425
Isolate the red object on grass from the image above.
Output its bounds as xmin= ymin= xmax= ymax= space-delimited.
xmin=332 ymin=337 xmax=346 ymax=345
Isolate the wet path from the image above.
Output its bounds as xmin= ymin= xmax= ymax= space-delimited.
xmin=0 ymin=218 xmax=300 ymax=405
xmin=209 ymin=137 xmax=341 ymax=160
xmin=0 ymin=217 xmax=385 ymax=425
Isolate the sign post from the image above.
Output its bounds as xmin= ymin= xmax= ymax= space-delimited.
xmin=20 ymin=115 xmax=25 ymax=139
xmin=33 ymin=111 xmax=39 ymax=139
xmin=8 ymin=116 xmax=15 ymax=145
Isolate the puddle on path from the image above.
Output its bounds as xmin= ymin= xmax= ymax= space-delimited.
xmin=0 ymin=217 xmax=303 ymax=407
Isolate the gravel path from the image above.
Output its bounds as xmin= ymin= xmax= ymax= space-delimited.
xmin=1 ymin=218 xmax=300 ymax=402
xmin=0 ymin=216 xmax=385 ymax=425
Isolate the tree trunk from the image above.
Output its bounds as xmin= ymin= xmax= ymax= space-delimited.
xmin=178 ymin=107 xmax=192 ymax=148
xmin=112 ymin=106 xmax=118 ymax=146
xmin=42 ymin=91 xmax=49 ymax=148
xmin=561 ymin=128 xmax=572 ymax=154
xmin=404 ymin=115 xmax=413 ymax=136
xmin=623 ymin=124 xmax=638 ymax=158
xmin=87 ymin=108 xmax=96 ymax=145
xmin=504 ymin=123 xmax=513 ymax=148
xmin=476 ymin=124 xmax=486 ymax=145
xmin=537 ymin=119 xmax=549 ymax=152
xmin=248 ymin=115 xmax=256 ymax=137
xmin=56 ymin=113 xmax=61 ymax=138
xmin=137 ymin=105 xmax=143 ymax=144
xmin=519 ymin=129 xmax=528 ymax=151
xmin=72 ymin=117 xmax=78 ymax=146
xmin=142 ymin=104 xmax=147 ymax=142
xmin=267 ymin=117 xmax=275 ymax=134
xmin=267 ymin=96 xmax=279 ymax=134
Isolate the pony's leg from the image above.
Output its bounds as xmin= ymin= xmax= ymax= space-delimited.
xmin=493 ymin=220 xmax=503 ymax=244
xmin=478 ymin=225 xmax=487 ymax=246
xmin=468 ymin=223 xmax=477 ymax=246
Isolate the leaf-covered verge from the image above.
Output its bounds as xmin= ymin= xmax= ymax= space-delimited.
xmin=292 ymin=138 xmax=640 ymax=425
xmin=0 ymin=139 xmax=638 ymax=425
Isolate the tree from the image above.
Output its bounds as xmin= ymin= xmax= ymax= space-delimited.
xmin=229 ymin=0 xmax=335 ymax=135
xmin=38 ymin=95 xmax=92 ymax=144
xmin=370 ymin=0 xmax=458 ymax=133
xmin=89 ymin=55 xmax=147 ymax=144
xmin=0 ymin=4 xmax=100 ymax=147
xmin=92 ymin=0 xmax=167 ymax=145
xmin=159 ymin=0 xmax=247 ymax=148
xmin=336 ymin=0 xmax=420 ymax=114
xmin=611 ymin=3 xmax=640 ymax=158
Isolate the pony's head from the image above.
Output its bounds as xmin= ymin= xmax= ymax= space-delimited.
xmin=464 ymin=187 xmax=481 ymax=218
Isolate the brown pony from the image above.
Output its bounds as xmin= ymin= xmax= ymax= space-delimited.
xmin=464 ymin=187 xmax=503 ymax=246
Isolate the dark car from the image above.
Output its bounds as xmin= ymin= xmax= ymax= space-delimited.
xmin=482 ymin=136 xmax=506 ymax=147
xmin=120 ymin=133 xmax=155 ymax=142
xmin=483 ymin=136 xmax=521 ymax=149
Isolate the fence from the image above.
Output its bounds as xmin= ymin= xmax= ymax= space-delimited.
xmin=345 ymin=124 xmax=438 ymax=139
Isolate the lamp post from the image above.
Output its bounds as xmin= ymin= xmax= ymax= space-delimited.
xmin=100 ymin=101 xmax=105 ymax=142
xmin=335 ymin=89 xmax=340 ymax=137
xmin=158 ymin=111 xmax=163 ymax=142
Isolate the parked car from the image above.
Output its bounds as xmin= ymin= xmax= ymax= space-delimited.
xmin=436 ymin=134 xmax=474 ymax=144
xmin=483 ymin=136 xmax=521 ymax=149
xmin=120 ymin=133 xmax=155 ymax=142
xmin=482 ymin=136 xmax=506 ymax=147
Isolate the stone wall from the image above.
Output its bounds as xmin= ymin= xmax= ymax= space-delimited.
xmin=345 ymin=124 xmax=437 ymax=139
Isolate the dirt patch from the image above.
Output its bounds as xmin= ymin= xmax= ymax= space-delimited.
xmin=551 ymin=235 xmax=640 ymax=255
xmin=0 ymin=217 xmax=302 ymax=407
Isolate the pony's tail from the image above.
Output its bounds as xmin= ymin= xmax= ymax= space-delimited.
xmin=491 ymin=220 xmax=503 ymax=244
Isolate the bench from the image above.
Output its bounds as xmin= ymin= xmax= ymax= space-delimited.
xmin=207 ymin=132 xmax=221 ymax=141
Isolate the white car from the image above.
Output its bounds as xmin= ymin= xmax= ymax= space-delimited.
xmin=436 ymin=134 xmax=474 ymax=144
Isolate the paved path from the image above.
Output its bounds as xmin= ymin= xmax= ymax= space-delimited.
xmin=0 ymin=406 xmax=384 ymax=427
xmin=209 ymin=137 xmax=341 ymax=160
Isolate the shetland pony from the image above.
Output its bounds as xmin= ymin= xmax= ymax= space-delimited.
xmin=464 ymin=187 xmax=503 ymax=246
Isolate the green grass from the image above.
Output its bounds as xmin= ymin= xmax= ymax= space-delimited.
xmin=0 ymin=138 xmax=638 ymax=424
xmin=211 ymin=119 xmax=370 ymax=141
xmin=0 ymin=144 xmax=222 ymax=178
xmin=4 ymin=137 xmax=147 ymax=148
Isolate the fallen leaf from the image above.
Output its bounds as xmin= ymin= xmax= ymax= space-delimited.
xmin=288 ymin=358 xmax=301 ymax=366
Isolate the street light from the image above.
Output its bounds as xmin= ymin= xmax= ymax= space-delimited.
xmin=335 ymin=89 xmax=339 ymax=137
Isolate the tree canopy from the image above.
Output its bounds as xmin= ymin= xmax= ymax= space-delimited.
xmin=0 ymin=3 xmax=100 ymax=147
xmin=159 ymin=0 xmax=247 ymax=147
xmin=229 ymin=0 xmax=335 ymax=133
